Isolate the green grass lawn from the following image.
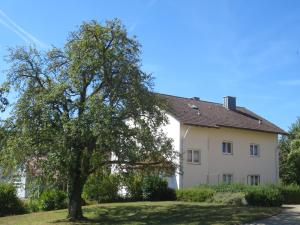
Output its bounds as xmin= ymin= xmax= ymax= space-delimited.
xmin=0 ymin=201 xmax=280 ymax=225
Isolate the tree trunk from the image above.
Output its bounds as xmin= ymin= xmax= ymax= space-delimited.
xmin=67 ymin=176 xmax=85 ymax=221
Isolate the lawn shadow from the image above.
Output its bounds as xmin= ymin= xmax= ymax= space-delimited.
xmin=51 ymin=203 xmax=279 ymax=225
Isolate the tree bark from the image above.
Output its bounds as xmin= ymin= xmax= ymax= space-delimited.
xmin=67 ymin=176 xmax=85 ymax=221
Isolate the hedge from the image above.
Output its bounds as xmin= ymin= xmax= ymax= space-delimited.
xmin=38 ymin=189 xmax=67 ymax=211
xmin=176 ymin=188 xmax=215 ymax=202
xmin=245 ymin=186 xmax=283 ymax=207
xmin=280 ymin=184 xmax=300 ymax=204
xmin=0 ymin=183 xmax=25 ymax=217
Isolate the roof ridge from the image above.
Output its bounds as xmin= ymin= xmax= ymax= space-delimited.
xmin=156 ymin=92 xmax=245 ymax=108
xmin=155 ymin=92 xmax=287 ymax=135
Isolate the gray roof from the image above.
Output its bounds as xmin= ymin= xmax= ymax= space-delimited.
xmin=159 ymin=93 xmax=287 ymax=135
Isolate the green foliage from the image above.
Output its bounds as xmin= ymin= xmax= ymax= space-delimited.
xmin=208 ymin=192 xmax=246 ymax=206
xmin=23 ymin=199 xmax=40 ymax=213
xmin=0 ymin=183 xmax=25 ymax=216
xmin=203 ymin=183 xmax=249 ymax=193
xmin=245 ymin=186 xmax=283 ymax=207
xmin=142 ymin=175 xmax=176 ymax=201
xmin=279 ymin=117 xmax=300 ymax=185
xmin=38 ymin=189 xmax=67 ymax=211
xmin=280 ymin=184 xmax=300 ymax=204
xmin=82 ymin=171 xmax=120 ymax=203
xmin=176 ymin=188 xmax=215 ymax=202
xmin=122 ymin=172 xmax=144 ymax=201
xmin=0 ymin=19 xmax=178 ymax=219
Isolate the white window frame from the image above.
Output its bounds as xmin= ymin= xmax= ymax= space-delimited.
xmin=222 ymin=141 xmax=233 ymax=155
xmin=247 ymin=175 xmax=260 ymax=185
xmin=222 ymin=174 xmax=233 ymax=184
xmin=187 ymin=150 xmax=201 ymax=164
xmin=250 ymin=144 xmax=260 ymax=157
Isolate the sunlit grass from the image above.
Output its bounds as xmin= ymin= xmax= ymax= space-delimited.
xmin=0 ymin=201 xmax=280 ymax=225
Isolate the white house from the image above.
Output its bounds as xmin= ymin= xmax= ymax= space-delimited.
xmin=6 ymin=93 xmax=287 ymax=198
xmin=160 ymin=93 xmax=287 ymax=189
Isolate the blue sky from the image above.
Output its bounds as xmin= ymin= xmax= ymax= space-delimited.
xmin=0 ymin=0 xmax=299 ymax=131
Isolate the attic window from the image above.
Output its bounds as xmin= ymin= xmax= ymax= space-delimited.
xmin=188 ymin=103 xmax=199 ymax=110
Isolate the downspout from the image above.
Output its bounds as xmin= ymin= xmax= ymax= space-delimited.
xmin=180 ymin=125 xmax=191 ymax=188
xmin=275 ymin=136 xmax=280 ymax=183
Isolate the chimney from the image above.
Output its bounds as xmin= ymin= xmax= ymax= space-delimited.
xmin=192 ymin=97 xmax=200 ymax=101
xmin=223 ymin=96 xmax=236 ymax=110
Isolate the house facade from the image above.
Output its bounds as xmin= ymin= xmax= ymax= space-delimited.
xmin=161 ymin=94 xmax=286 ymax=189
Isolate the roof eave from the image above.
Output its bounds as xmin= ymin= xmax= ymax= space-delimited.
xmin=182 ymin=123 xmax=288 ymax=135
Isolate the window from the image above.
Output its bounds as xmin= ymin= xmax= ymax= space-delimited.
xmin=250 ymin=144 xmax=260 ymax=156
xmin=222 ymin=141 xmax=233 ymax=154
xmin=222 ymin=174 xmax=233 ymax=184
xmin=248 ymin=175 xmax=260 ymax=185
xmin=187 ymin=150 xmax=200 ymax=164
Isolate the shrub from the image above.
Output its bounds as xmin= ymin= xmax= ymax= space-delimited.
xmin=83 ymin=172 xmax=120 ymax=203
xmin=208 ymin=183 xmax=249 ymax=193
xmin=0 ymin=183 xmax=25 ymax=216
xmin=142 ymin=176 xmax=176 ymax=201
xmin=208 ymin=192 xmax=246 ymax=206
xmin=176 ymin=188 xmax=215 ymax=202
xmin=23 ymin=199 xmax=40 ymax=212
xmin=280 ymin=184 xmax=300 ymax=204
xmin=245 ymin=186 xmax=283 ymax=207
xmin=123 ymin=173 xmax=144 ymax=201
xmin=38 ymin=189 xmax=67 ymax=211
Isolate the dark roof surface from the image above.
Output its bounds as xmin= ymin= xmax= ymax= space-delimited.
xmin=159 ymin=93 xmax=287 ymax=135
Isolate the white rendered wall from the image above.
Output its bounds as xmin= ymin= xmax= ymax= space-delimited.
xmin=163 ymin=114 xmax=181 ymax=189
xmin=180 ymin=125 xmax=278 ymax=188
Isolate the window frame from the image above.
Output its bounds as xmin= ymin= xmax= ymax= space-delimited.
xmin=247 ymin=175 xmax=260 ymax=185
xmin=222 ymin=141 xmax=233 ymax=155
xmin=222 ymin=174 xmax=233 ymax=184
xmin=250 ymin=143 xmax=260 ymax=157
xmin=186 ymin=149 xmax=201 ymax=164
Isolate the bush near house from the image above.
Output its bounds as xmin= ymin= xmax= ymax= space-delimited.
xmin=176 ymin=188 xmax=215 ymax=202
xmin=205 ymin=183 xmax=249 ymax=193
xmin=23 ymin=199 xmax=40 ymax=212
xmin=82 ymin=172 xmax=121 ymax=203
xmin=208 ymin=192 xmax=246 ymax=206
xmin=38 ymin=189 xmax=67 ymax=211
xmin=177 ymin=184 xmax=286 ymax=207
xmin=245 ymin=186 xmax=283 ymax=207
xmin=142 ymin=175 xmax=176 ymax=201
xmin=0 ymin=183 xmax=25 ymax=217
xmin=280 ymin=184 xmax=300 ymax=204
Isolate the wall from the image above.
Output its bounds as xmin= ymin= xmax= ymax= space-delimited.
xmin=180 ymin=125 xmax=278 ymax=188
xmin=162 ymin=114 xmax=181 ymax=189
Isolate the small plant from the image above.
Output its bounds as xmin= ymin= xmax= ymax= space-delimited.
xmin=208 ymin=183 xmax=249 ymax=193
xmin=38 ymin=189 xmax=67 ymax=211
xmin=280 ymin=184 xmax=300 ymax=204
xmin=23 ymin=199 xmax=40 ymax=212
xmin=82 ymin=171 xmax=121 ymax=203
xmin=142 ymin=175 xmax=176 ymax=201
xmin=176 ymin=188 xmax=215 ymax=202
xmin=245 ymin=186 xmax=283 ymax=207
xmin=0 ymin=183 xmax=25 ymax=216
xmin=208 ymin=192 xmax=246 ymax=206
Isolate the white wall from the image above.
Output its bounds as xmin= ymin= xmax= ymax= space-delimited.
xmin=179 ymin=125 xmax=278 ymax=188
xmin=163 ymin=114 xmax=181 ymax=189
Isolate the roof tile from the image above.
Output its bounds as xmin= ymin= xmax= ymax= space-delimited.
xmin=159 ymin=93 xmax=287 ymax=135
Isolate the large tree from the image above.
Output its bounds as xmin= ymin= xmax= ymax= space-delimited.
xmin=279 ymin=117 xmax=300 ymax=184
xmin=0 ymin=19 xmax=177 ymax=220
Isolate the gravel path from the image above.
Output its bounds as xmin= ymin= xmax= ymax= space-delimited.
xmin=245 ymin=205 xmax=300 ymax=225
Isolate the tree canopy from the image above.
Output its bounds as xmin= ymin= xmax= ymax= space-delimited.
xmin=0 ymin=19 xmax=177 ymax=220
xmin=279 ymin=117 xmax=300 ymax=184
